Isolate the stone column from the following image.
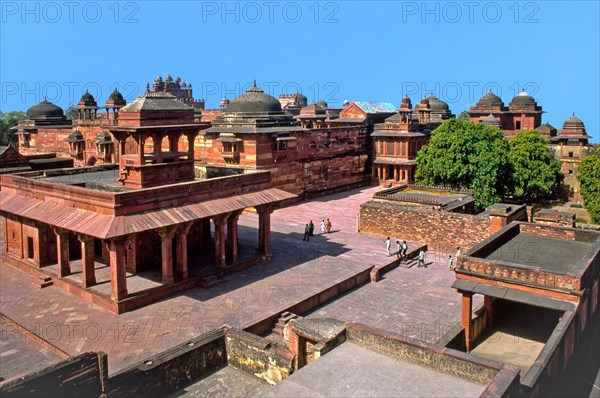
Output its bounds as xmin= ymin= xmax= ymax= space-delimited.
xmin=176 ymin=223 xmax=193 ymax=280
xmin=257 ymin=205 xmax=273 ymax=257
xmin=213 ymin=215 xmax=228 ymax=270
xmin=201 ymin=218 xmax=212 ymax=244
xmin=78 ymin=235 xmax=96 ymax=288
xmin=393 ymin=166 xmax=398 ymax=181
xmin=227 ymin=210 xmax=242 ymax=264
xmin=461 ymin=292 xmax=473 ymax=352
xmin=186 ymin=133 xmax=195 ymax=161
xmin=158 ymin=227 xmax=176 ymax=285
xmin=484 ymin=295 xmax=494 ymax=329
xmin=137 ymin=135 xmax=145 ymax=165
xmin=55 ymin=229 xmax=71 ymax=277
xmin=152 ymin=134 xmax=163 ymax=163
xmin=108 ymin=238 xmax=127 ymax=301
xmin=125 ymin=235 xmax=138 ymax=274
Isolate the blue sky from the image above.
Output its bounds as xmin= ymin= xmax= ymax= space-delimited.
xmin=1 ymin=0 xmax=599 ymax=141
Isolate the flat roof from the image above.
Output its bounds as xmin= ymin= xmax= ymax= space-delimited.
xmin=259 ymin=342 xmax=486 ymax=397
xmin=483 ymin=233 xmax=592 ymax=273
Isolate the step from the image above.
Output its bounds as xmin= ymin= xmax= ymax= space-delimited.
xmin=31 ymin=276 xmax=53 ymax=289
xmin=199 ymin=276 xmax=223 ymax=289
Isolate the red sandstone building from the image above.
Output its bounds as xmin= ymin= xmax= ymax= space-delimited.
xmin=469 ymin=91 xmax=593 ymax=201
xmin=196 ymin=82 xmax=378 ymax=196
xmin=371 ymin=94 xmax=453 ymax=185
xmin=1 ymin=89 xmax=295 ymax=314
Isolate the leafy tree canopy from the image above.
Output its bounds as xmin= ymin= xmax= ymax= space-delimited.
xmin=578 ymin=148 xmax=600 ymax=223
xmin=415 ymin=118 xmax=511 ymax=209
xmin=0 ymin=110 xmax=25 ymax=148
xmin=508 ymin=130 xmax=562 ymax=202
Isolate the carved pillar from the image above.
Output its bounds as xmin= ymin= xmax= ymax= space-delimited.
xmin=227 ymin=210 xmax=242 ymax=264
xmin=213 ymin=215 xmax=228 ymax=270
xmin=158 ymin=227 xmax=176 ymax=284
xmin=257 ymin=205 xmax=273 ymax=257
xmin=152 ymin=134 xmax=163 ymax=163
xmin=201 ymin=218 xmax=212 ymax=244
xmin=462 ymin=292 xmax=473 ymax=352
xmin=125 ymin=235 xmax=138 ymax=274
xmin=484 ymin=295 xmax=494 ymax=329
xmin=176 ymin=223 xmax=193 ymax=280
xmin=55 ymin=229 xmax=71 ymax=277
xmin=137 ymin=135 xmax=145 ymax=165
xmin=78 ymin=235 xmax=96 ymax=288
xmin=186 ymin=133 xmax=195 ymax=161
xmin=108 ymin=238 xmax=127 ymax=301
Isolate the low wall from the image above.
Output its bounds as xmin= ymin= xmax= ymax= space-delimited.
xmin=106 ymin=329 xmax=227 ymax=398
xmin=225 ymin=329 xmax=294 ymax=385
xmin=346 ymin=323 xmax=521 ymax=397
xmin=359 ymin=201 xmax=490 ymax=250
xmin=0 ymin=352 xmax=108 ymax=398
xmin=243 ymin=267 xmax=372 ymax=336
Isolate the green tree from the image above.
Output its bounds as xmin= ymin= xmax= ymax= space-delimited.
xmin=0 ymin=110 xmax=25 ymax=148
xmin=508 ymin=130 xmax=562 ymax=202
xmin=65 ymin=105 xmax=78 ymax=120
xmin=578 ymin=148 xmax=600 ymax=223
xmin=457 ymin=111 xmax=470 ymax=122
xmin=415 ymin=118 xmax=511 ymax=209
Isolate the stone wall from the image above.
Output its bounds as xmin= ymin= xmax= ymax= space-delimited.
xmin=346 ymin=323 xmax=521 ymax=397
xmin=359 ymin=201 xmax=491 ymax=250
xmin=225 ymin=330 xmax=294 ymax=385
xmin=107 ymin=329 xmax=227 ymax=397
xmin=0 ymin=352 xmax=108 ymax=397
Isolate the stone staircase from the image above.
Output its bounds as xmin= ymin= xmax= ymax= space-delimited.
xmin=270 ymin=311 xmax=299 ymax=346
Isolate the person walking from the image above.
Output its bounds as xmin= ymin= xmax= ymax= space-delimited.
xmin=303 ymin=224 xmax=310 ymax=241
xmin=320 ymin=220 xmax=326 ymax=234
xmin=308 ymin=220 xmax=315 ymax=237
xmin=326 ymin=218 xmax=332 ymax=233
xmin=396 ymin=240 xmax=402 ymax=259
xmin=385 ymin=237 xmax=391 ymax=256
xmin=448 ymin=255 xmax=455 ymax=270
xmin=417 ymin=249 xmax=425 ymax=267
xmin=402 ymin=240 xmax=408 ymax=261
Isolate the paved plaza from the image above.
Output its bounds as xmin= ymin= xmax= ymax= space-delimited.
xmin=0 ymin=185 xmax=472 ymax=377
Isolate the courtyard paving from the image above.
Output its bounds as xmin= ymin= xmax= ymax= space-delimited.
xmin=0 ymin=185 xmax=472 ymax=376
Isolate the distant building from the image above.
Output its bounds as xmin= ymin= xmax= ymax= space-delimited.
xmin=469 ymin=91 xmax=594 ymax=202
xmin=199 ymin=82 xmax=372 ymax=196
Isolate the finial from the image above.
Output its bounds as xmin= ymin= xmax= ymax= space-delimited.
xmin=145 ymin=83 xmax=150 ymax=93
xmin=572 ymin=112 xmax=575 ymax=116
xmin=253 ymin=79 xmax=257 ymax=88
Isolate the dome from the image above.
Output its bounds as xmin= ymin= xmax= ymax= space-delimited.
xmin=509 ymin=90 xmax=537 ymax=108
xmin=400 ymin=95 xmax=412 ymax=109
xmin=26 ymin=98 xmax=65 ymax=119
xmin=220 ymin=97 xmax=230 ymax=107
xmin=110 ymin=89 xmax=125 ymax=101
xmin=481 ymin=113 xmax=501 ymax=128
xmin=427 ymin=94 xmax=449 ymax=112
xmin=316 ymin=99 xmax=328 ymax=108
xmin=562 ymin=112 xmax=586 ymax=131
xmin=343 ymin=100 xmax=350 ymax=106
xmin=165 ymin=74 xmax=173 ymax=82
xmin=476 ymin=91 xmax=504 ymax=107
xmin=226 ymin=81 xmax=282 ymax=113
xmin=106 ymin=89 xmax=126 ymax=106
xmin=78 ymin=91 xmax=97 ymax=107
xmin=155 ymin=75 xmax=163 ymax=82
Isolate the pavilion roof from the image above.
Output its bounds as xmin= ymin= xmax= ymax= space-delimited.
xmin=0 ymin=188 xmax=295 ymax=240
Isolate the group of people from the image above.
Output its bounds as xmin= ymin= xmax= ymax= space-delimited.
xmin=302 ymin=219 xmax=332 ymax=241
xmin=384 ymin=238 xmax=461 ymax=269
